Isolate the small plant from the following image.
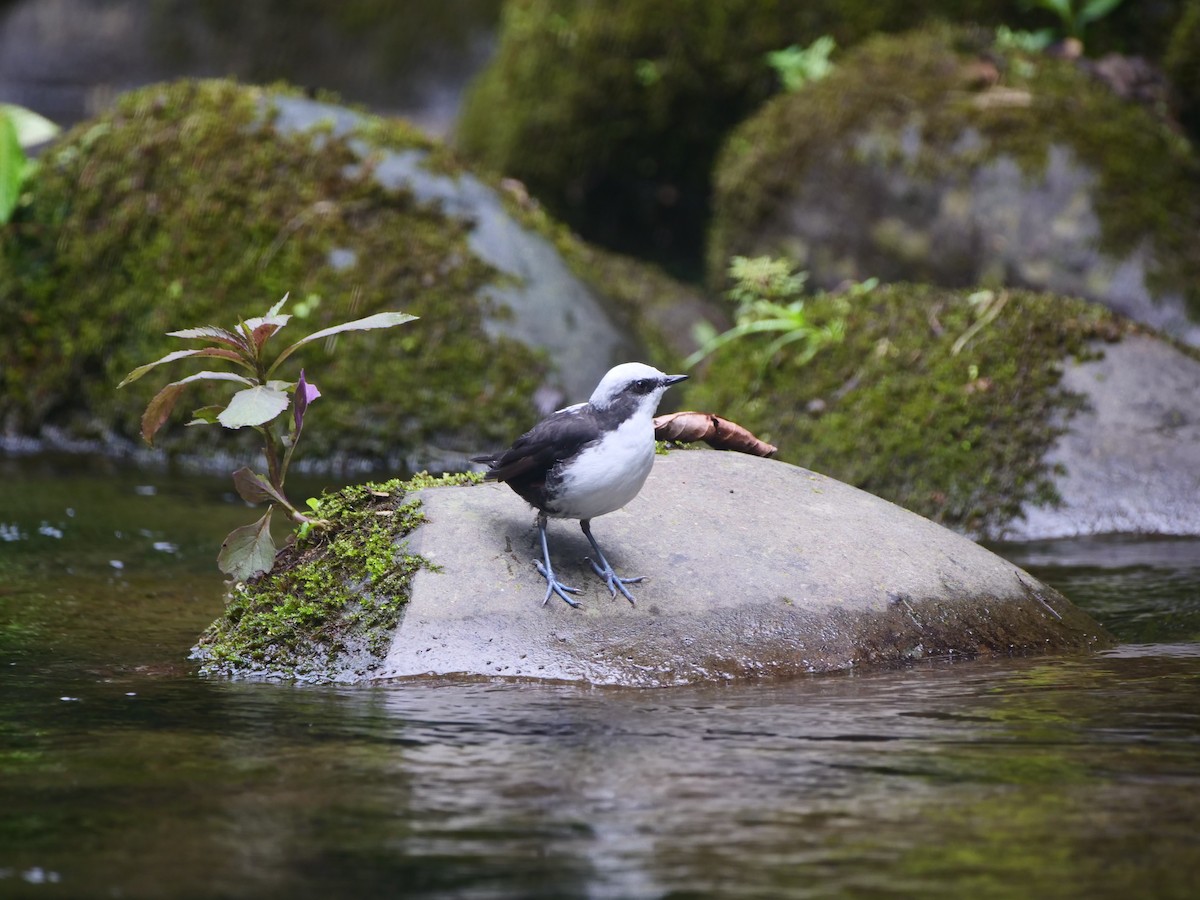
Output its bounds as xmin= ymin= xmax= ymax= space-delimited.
xmin=1022 ymin=0 xmax=1127 ymax=42
xmin=994 ymin=25 xmax=1056 ymax=54
xmin=119 ymin=294 xmax=416 ymax=581
xmin=686 ymin=256 xmax=863 ymax=369
xmin=766 ymin=36 xmax=836 ymax=93
xmin=0 ymin=103 xmax=59 ymax=224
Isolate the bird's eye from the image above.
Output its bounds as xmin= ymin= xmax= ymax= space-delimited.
xmin=635 ymin=378 xmax=654 ymax=392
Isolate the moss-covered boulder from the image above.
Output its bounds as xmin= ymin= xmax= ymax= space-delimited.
xmin=456 ymin=1 xmax=1071 ymax=276
xmin=0 ymin=80 xmax=714 ymax=468
xmin=709 ymin=27 xmax=1200 ymax=344
xmin=681 ymin=281 xmax=1161 ymax=538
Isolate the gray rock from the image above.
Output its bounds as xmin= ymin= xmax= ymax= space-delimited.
xmin=755 ymin=141 xmax=1200 ymax=347
xmin=1009 ymin=335 xmax=1200 ymax=539
xmin=378 ymin=451 xmax=1109 ymax=686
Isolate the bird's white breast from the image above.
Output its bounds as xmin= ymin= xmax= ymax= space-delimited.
xmin=548 ymin=413 xmax=656 ymax=520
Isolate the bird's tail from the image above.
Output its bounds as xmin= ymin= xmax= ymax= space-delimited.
xmin=470 ymin=454 xmax=501 ymax=480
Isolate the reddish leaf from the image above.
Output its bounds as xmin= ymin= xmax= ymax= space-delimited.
xmin=141 ymin=383 xmax=186 ymax=446
xmin=118 ymin=347 xmax=248 ymax=388
xmin=244 ymin=296 xmax=292 ymax=350
xmin=136 ymin=371 xmax=256 ymax=445
xmin=654 ymin=411 xmax=778 ymax=457
xmin=231 ymin=467 xmax=290 ymax=508
xmin=166 ymin=325 xmax=251 ymax=353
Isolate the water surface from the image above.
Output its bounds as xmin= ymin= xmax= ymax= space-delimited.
xmin=2 ymin=457 xmax=1198 ymax=898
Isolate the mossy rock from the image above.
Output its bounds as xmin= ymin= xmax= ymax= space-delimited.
xmin=709 ymin=26 xmax=1200 ymax=344
xmin=0 ymin=79 xmax=711 ymax=468
xmin=455 ymin=1 xmax=1075 ymax=278
xmin=1166 ymin=0 xmax=1200 ymax=139
xmin=195 ymin=452 xmax=1112 ymax=685
xmin=680 ymin=281 xmax=1136 ymax=537
xmin=192 ymin=471 xmax=483 ymax=681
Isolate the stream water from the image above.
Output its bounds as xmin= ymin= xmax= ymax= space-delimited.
xmin=2 ymin=454 xmax=1198 ymax=898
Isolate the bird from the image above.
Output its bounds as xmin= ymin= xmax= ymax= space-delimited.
xmin=472 ymin=362 xmax=688 ymax=608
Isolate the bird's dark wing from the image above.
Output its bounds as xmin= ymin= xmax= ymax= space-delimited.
xmin=474 ymin=406 xmax=601 ymax=486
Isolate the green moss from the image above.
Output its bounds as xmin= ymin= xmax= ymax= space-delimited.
xmin=456 ymin=1 xmax=1019 ymax=277
xmin=1166 ymin=0 xmax=1200 ymax=140
xmin=683 ymin=283 xmax=1133 ymax=536
xmin=709 ymin=25 xmax=1200 ymax=313
xmin=0 ymin=79 xmax=542 ymax=462
xmin=455 ymin=1 xmax=1179 ymax=278
xmin=194 ymin=470 xmax=483 ymax=679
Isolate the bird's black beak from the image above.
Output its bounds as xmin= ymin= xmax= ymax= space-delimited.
xmin=664 ymin=374 xmax=689 ymax=387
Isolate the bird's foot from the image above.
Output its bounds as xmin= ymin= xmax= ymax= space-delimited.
xmin=586 ymin=557 xmax=644 ymax=606
xmin=535 ymin=560 xmax=581 ymax=608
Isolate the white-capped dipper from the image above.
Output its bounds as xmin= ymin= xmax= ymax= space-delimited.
xmin=472 ymin=362 xmax=688 ymax=607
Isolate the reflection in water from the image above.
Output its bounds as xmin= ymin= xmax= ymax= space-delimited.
xmin=1 ymin=456 xmax=1199 ymax=898
xmin=3 ymin=660 xmax=1199 ymax=898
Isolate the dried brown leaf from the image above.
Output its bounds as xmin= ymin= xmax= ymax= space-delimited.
xmin=654 ymin=411 xmax=777 ymax=457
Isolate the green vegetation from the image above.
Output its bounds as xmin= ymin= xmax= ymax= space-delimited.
xmin=766 ymin=36 xmax=837 ymax=93
xmin=0 ymin=104 xmax=59 ymax=224
xmin=1023 ymin=0 xmax=1127 ymax=42
xmin=1166 ymin=0 xmax=1200 ymax=140
xmin=683 ymin=281 xmax=1132 ymax=536
xmin=118 ymin=293 xmax=416 ymax=580
xmin=0 ymin=79 xmax=544 ymax=464
xmin=687 ymin=256 xmax=854 ymax=368
xmin=194 ymin=471 xmax=482 ymax=679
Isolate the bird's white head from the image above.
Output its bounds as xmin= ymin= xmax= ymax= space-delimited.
xmin=588 ymin=362 xmax=688 ymax=417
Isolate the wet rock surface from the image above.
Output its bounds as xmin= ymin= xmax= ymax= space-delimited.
xmin=379 ymin=452 xmax=1110 ymax=686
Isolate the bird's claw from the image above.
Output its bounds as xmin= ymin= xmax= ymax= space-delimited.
xmin=535 ymin=559 xmax=581 ymax=608
xmin=586 ymin=557 xmax=643 ymax=606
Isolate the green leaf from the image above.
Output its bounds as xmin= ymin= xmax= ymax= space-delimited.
xmin=270 ymin=312 xmax=417 ymax=372
xmin=217 ymin=384 xmax=290 ymax=429
xmin=185 ymin=405 xmax=225 ymax=427
xmin=1079 ymin=0 xmax=1125 ymax=26
xmin=0 ymin=110 xmax=25 ymax=225
xmin=117 ymin=347 xmax=248 ymax=388
xmin=0 ymin=104 xmax=60 ymax=147
xmin=217 ymin=508 xmax=277 ymax=581
xmin=231 ymin=467 xmax=290 ymax=507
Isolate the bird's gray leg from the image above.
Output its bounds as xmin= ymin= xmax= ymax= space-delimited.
xmin=534 ymin=513 xmax=581 ymax=608
xmin=580 ymin=519 xmax=643 ymax=606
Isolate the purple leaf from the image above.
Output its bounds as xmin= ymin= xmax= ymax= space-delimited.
xmin=294 ymin=369 xmax=321 ymax=433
